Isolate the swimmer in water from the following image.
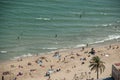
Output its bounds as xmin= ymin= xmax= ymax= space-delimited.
xmin=17 ymin=36 xmax=20 ymax=40
xmin=55 ymin=34 xmax=57 ymax=38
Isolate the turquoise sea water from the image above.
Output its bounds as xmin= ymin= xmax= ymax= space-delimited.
xmin=0 ymin=0 xmax=120 ymax=61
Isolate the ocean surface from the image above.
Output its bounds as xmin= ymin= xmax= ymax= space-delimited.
xmin=0 ymin=0 xmax=120 ymax=61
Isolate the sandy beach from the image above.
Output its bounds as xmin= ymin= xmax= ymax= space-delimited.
xmin=0 ymin=42 xmax=120 ymax=80
xmin=1 ymin=0 xmax=120 ymax=80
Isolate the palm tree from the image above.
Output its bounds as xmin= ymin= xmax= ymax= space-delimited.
xmin=89 ymin=56 xmax=105 ymax=79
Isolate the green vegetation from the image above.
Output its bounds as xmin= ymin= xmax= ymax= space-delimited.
xmin=89 ymin=56 xmax=105 ymax=79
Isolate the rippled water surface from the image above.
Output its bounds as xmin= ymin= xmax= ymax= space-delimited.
xmin=0 ymin=0 xmax=120 ymax=61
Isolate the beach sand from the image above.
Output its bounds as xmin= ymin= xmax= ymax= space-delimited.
xmin=0 ymin=42 xmax=120 ymax=80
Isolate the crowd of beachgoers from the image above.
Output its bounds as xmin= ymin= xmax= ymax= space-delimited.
xmin=0 ymin=42 xmax=120 ymax=80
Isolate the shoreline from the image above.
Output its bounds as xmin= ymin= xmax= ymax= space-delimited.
xmin=0 ymin=41 xmax=120 ymax=80
xmin=1 ymin=38 xmax=120 ymax=63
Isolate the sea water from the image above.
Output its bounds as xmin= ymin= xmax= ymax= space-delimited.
xmin=0 ymin=0 xmax=120 ymax=61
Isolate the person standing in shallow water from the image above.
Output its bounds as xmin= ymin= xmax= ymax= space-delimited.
xmin=86 ymin=43 xmax=88 ymax=47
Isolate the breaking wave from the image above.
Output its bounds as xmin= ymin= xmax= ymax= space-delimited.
xmin=35 ymin=17 xmax=51 ymax=21
xmin=94 ymin=34 xmax=120 ymax=44
xmin=12 ymin=53 xmax=33 ymax=60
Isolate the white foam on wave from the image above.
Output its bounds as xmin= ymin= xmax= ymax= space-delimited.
xmin=94 ymin=34 xmax=120 ymax=44
xmin=116 ymin=20 xmax=120 ymax=23
xmin=21 ymin=53 xmax=33 ymax=57
xmin=42 ymin=47 xmax=58 ymax=50
xmin=36 ymin=17 xmax=51 ymax=20
xmin=108 ymin=23 xmax=112 ymax=26
xmin=12 ymin=53 xmax=33 ymax=60
xmin=0 ymin=51 xmax=7 ymax=54
xmin=94 ymin=40 xmax=104 ymax=44
xmin=102 ymin=24 xmax=109 ymax=27
xmin=100 ymin=12 xmax=107 ymax=15
xmin=75 ymin=34 xmax=120 ymax=48
xmin=95 ymin=23 xmax=114 ymax=27
xmin=105 ymin=35 xmax=120 ymax=40
xmin=75 ymin=44 xmax=86 ymax=48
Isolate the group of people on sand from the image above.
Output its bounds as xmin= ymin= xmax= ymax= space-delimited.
xmin=81 ymin=45 xmax=96 ymax=55
xmin=3 ymin=43 xmax=116 ymax=80
xmin=72 ymin=71 xmax=95 ymax=80
xmin=2 ymin=73 xmax=17 ymax=80
xmin=108 ymin=45 xmax=119 ymax=50
xmin=89 ymin=48 xmax=96 ymax=55
xmin=45 ymin=66 xmax=61 ymax=80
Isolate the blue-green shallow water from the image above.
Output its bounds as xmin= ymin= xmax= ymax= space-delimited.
xmin=0 ymin=0 xmax=120 ymax=61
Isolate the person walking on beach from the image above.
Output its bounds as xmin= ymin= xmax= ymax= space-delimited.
xmin=2 ymin=75 xmax=4 ymax=80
